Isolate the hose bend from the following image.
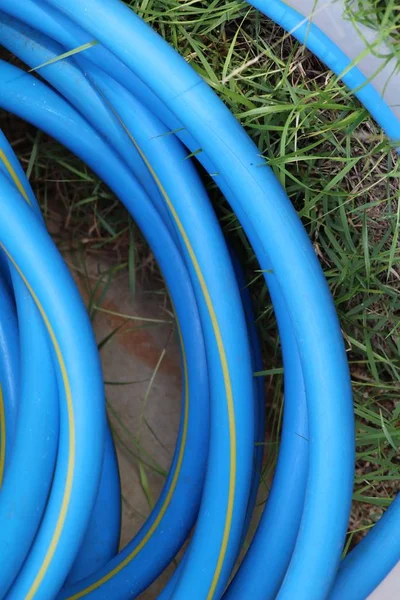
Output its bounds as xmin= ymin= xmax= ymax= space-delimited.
xmin=0 ymin=1 xmax=398 ymax=600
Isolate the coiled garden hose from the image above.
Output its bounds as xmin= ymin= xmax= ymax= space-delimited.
xmin=0 ymin=1 xmax=398 ymax=600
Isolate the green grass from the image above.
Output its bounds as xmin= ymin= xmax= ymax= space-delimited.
xmin=1 ymin=0 xmax=399 ymax=549
xmin=345 ymin=0 xmax=400 ymax=59
xmin=344 ymin=0 xmax=400 ymax=86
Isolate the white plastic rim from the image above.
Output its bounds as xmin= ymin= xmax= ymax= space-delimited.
xmin=369 ymin=562 xmax=400 ymax=599
xmin=285 ymin=0 xmax=400 ymax=119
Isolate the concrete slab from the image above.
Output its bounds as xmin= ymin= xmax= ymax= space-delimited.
xmin=70 ymin=252 xmax=182 ymax=598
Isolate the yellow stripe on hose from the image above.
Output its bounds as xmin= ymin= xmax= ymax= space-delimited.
xmin=69 ymin=115 xmax=236 ymax=599
xmin=0 ymin=150 xmax=31 ymax=206
xmin=0 ymin=246 xmax=75 ymax=600
xmin=0 ymin=385 xmax=5 ymax=487
xmin=121 ymin=126 xmax=236 ymax=600
xmin=0 ymin=154 xmax=75 ymax=598
xmin=0 ymin=151 xmax=28 ymax=494
xmin=0 ymin=150 xmax=29 ymax=491
xmin=1 ymin=117 xmax=235 ymax=598
xmin=0 ymin=140 xmax=193 ymax=599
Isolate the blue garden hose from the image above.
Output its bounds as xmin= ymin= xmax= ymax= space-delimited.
xmin=0 ymin=129 xmax=122 ymax=591
xmin=0 ymin=1 xmax=398 ymax=599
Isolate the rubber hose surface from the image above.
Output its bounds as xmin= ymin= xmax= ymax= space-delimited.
xmin=0 ymin=1 xmax=398 ymax=600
